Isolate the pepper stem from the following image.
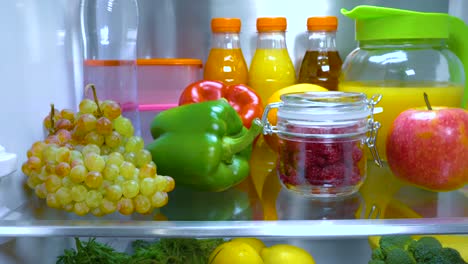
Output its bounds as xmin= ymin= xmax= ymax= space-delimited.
xmin=424 ymin=92 xmax=432 ymax=110
xmin=222 ymin=118 xmax=263 ymax=163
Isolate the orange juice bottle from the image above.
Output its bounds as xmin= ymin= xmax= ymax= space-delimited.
xmin=249 ymin=17 xmax=296 ymax=105
xmin=204 ymin=18 xmax=248 ymax=85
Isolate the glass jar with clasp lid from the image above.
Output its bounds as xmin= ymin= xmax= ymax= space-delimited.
xmin=261 ymin=91 xmax=383 ymax=198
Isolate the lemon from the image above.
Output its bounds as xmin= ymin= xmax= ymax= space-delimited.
xmin=230 ymin=238 xmax=266 ymax=254
xmin=209 ymin=241 xmax=264 ymax=264
xmin=265 ymin=83 xmax=328 ymax=150
xmin=261 ymin=244 xmax=316 ymax=264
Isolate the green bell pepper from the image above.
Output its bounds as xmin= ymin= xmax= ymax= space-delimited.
xmin=147 ymin=99 xmax=262 ymax=192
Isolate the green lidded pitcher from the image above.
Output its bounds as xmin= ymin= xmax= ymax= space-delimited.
xmin=339 ymin=5 xmax=468 ymax=161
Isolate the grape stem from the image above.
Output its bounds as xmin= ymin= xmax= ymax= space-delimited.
xmin=49 ymin=103 xmax=56 ymax=135
xmin=85 ymin=83 xmax=102 ymax=116
xmin=423 ymin=92 xmax=432 ymax=110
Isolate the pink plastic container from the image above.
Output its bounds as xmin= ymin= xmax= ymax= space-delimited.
xmin=137 ymin=58 xmax=203 ymax=144
xmin=137 ymin=58 xmax=203 ymax=107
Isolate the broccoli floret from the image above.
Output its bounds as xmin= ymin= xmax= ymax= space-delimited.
xmin=385 ymin=248 xmax=416 ymax=264
xmin=408 ymin=236 xmax=443 ymax=262
xmin=414 ymin=247 xmax=466 ymax=264
xmin=421 ymin=253 xmax=452 ymax=264
xmin=371 ymin=248 xmax=385 ymax=260
xmin=379 ymin=235 xmax=414 ymax=256
xmin=368 ymin=260 xmax=385 ymax=264
xmin=420 ymin=249 xmax=459 ymax=264
xmin=439 ymin=247 xmax=466 ymax=264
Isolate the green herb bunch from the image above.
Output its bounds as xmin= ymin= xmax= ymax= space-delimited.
xmin=56 ymin=237 xmax=224 ymax=264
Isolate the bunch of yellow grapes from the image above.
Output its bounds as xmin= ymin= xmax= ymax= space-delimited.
xmin=22 ymin=85 xmax=174 ymax=216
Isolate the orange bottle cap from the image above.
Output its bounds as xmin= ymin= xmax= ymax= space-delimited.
xmin=257 ymin=17 xmax=287 ymax=32
xmin=307 ymin=16 xmax=338 ymax=31
xmin=211 ymin=18 xmax=241 ymax=33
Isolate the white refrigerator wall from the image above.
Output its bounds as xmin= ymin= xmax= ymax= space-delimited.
xmin=449 ymin=0 xmax=468 ymax=24
xmin=0 ymin=0 xmax=82 ymax=160
xmin=0 ymin=0 xmax=83 ymax=214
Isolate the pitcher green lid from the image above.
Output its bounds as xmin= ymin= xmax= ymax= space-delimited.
xmin=341 ymin=5 xmax=451 ymax=40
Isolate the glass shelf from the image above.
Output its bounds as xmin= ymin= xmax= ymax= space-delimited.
xmin=0 ymin=162 xmax=466 ymax=238
xmin=0 ymin=218 xmax=466 ymax=238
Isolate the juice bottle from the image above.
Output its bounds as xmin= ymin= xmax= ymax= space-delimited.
xmin=249 ymin=17 xmax=296 ymax=105
xmin=204 ymin=18 xmax=248 ymax=85
xmin=298 ymin=16 xmax=342 ymax=91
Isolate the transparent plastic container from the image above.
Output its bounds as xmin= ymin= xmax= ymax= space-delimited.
xmin=262 ymin=91 xmax=382 ymax=198
xmin=137 ymin=58 xmax=202 ymax=106
xmin=139 ymin=105 xmax=173 ymax=146
xmin=80 ymin=0 xmax=140 ymax=134
xmin=83 ymin=60 xmax=140 ymax=131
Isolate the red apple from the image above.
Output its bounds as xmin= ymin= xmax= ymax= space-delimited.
xmin=386 ymin=96 xmax=468 ymax=191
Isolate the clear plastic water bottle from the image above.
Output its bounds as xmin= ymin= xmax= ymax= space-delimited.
xmin=80 ymin=0 xmax=140 ymax=135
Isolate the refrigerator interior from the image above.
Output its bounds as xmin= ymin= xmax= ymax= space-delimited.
xmin=0 ymin=0 xmax=466 ymax=263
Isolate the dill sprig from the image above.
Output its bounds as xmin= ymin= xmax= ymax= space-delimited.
xmin=129 ymin=238 xmax=224 ymax=264
xmin=56 ymin=237 xmax=224 ymax=264
xmin=56 ymin=238 xmax=129 ymax=264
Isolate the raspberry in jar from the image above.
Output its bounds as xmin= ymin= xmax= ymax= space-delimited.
xmin=262 ymin=91 xmax=382 ymax=198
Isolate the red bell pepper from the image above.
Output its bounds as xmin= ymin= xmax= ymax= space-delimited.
xmin=178 ymin=80 xmax=263 ymax=128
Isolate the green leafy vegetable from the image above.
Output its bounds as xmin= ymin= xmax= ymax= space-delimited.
xmin=56 ymin=238 xmax=129 ymax=264
xmin=56 ymin=237 xmax=224 ymax=264
xmin=368 ymin=260 xmax=386 ymax=264
xmin=408 ymin=236 xmax=442 ymax=262
xmin=379 ymin=235 xmax=413 ymax=256
xmin=439 ymin=248 xmax=466 ymax=264
xmin=385 ymin=248 xmax=415 ymax=264
xmin=371 ymin=248 xmax=385 ymax=260
xmin=129 ymin=238 xmax=224 ymax=264
xmin=369 ymin=235 xmax=467 ymax=264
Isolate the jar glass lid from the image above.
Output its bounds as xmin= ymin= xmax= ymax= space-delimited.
xmin=278 ymin=91 xmax=373 ymax=121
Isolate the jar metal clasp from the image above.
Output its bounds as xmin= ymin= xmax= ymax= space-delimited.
xmin=261 ymin=102 xmax=283 ymax=135
xmin=366 ymin=94 xmax=383 ymax=167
